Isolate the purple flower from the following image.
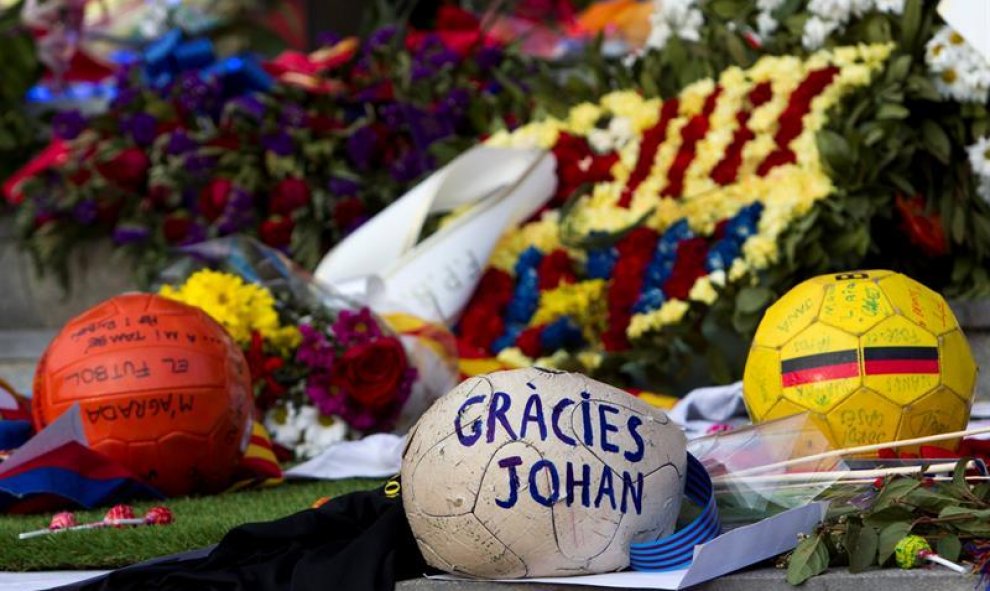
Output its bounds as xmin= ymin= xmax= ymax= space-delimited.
xmin=72 ymin=200 xmax=98 ymax=224
xmin=233 ymin=95 xmax=265 ymax=121
xmin=167 ymin=131 xmax=196 ymax=155
xmin=426 ymin=47 xmax=458 ymax=69
xmin=331 ymin=308 xmax=382 ymax=346
xmin=177 ymin=73 xmax=220 ymax=117
xmin=438 ymin=87 xmax=471 ymax=122
xmin=346 ymin=125 xmax=378 ymax=171
xmin=125 ymin=113 xmax=157 ymax=146
xmin=52 ymin=110 xmax=87 ymax=140
xmin=328 ymin=177 xmax=361 ymax=196
xmin=184 ymin=154 xmax=216 ymax=174
xmin=296 ymin=324 xmax=336 ymax=369
xmin=410 ymin=62 xmax=434 ymax=82
xmin=316 ymin=31 xmax=343 ymax=47
xmin=404 ymin=105 xmax=453 ymax=150
xmin=389 ymin=149 xmax=430 ymax=183
xmin=110 ymin=87 xmax=138 ymax=110
xmin=216 ymin=187 xmax=256 ymax=235
xmin=367 ymin=25 xmax=398 ymax=51
xmin=280 ymin=104 xmax=306 ymax=128
xmin=475 ymin=46 xmax=503 ymax=70
xmin=111 ymin=224 xmax=151 ymax=244
xmin=379 ymin=103 xmax=404 ymax=128
xmin=261 ymin=131 xmax=293 ymax=156
xmin=181 ymin=220 xmax=207 ymax=245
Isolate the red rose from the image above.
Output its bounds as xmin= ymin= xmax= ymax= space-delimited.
xmin=199 ymin=178 xmax=232 ymax=222
xmin=163 ymin=212 xmax=191 ymax=244
xmin=459 ymin=303 xmax=505 ymax=351
xmin=334 ymin=337 xmax=408 ymax=411
xmin=538 ymin=249 xmax=576 ymax=290
xmin=259 ymin=215 xmax=295 ymax=248
xmin=516 ymin=326 xmax=544 ymax=358
xmin=269 ymin=177 xmax=311 ymax=216
xmin=97 ymin=147 xmax=150 ymax=192
xmin=334 ymin=197 xmax=366 ymax=231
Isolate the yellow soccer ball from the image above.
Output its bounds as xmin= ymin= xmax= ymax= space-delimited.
xmin=743 ymin=270 xmax=978 ymax=451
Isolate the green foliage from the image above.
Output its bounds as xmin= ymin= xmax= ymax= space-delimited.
xmin=785 ymin=459 xmax=990 ymax=584
xmin=0 ymin=2 xmax=42 ymax=184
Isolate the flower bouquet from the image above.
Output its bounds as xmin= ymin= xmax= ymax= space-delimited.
xmin=457 ymin=44 xmax=893 ymax=391
xmin=156 ymin=237 xmax=457 ymax=459
xmin=631 ymin=0 xmax=990 ymax=298
xmin=8 ymin=10 xmax=546 ymax=286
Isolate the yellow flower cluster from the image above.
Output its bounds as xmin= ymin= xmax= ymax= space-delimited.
xmin=530 ymin=279 xmax=609 ymax=342
xmin=160 ymin=269 xmax=301 ymax=354
xmin=480 ymin=45 xmax=892 ymax=353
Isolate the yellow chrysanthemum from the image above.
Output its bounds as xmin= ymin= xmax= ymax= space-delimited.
xmin=160 ymin=269 xmax=300 ymax=354
xmin=530 ymin=279 xmax=608 ymax=342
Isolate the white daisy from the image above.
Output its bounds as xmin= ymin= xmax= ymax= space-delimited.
xmin=802 ymin=16 xmax=841 ymax=50
xmin=967 ymin=136 xmax=990 ymax=178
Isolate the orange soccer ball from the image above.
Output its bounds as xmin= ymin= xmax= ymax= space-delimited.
xmin=32 ymin=293 xmax=253 ymax=497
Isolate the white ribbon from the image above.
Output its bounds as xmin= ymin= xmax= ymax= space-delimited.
xmin=315 ymin=145 xmax=556 ymax=325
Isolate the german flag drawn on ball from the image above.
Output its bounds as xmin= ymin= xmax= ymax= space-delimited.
xmin=863 ymin=346 xmax=940 ymax=375
xmin=781 ymin=350 xmax=859 ymax=387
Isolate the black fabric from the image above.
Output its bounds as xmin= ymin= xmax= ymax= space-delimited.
xmin=58 ymin=487 xmax=432 ymax=591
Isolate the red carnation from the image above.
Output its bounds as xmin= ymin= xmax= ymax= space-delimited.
xmin=269 ymin=177 xmax=311 ymax=216
xmin=459 ymin=303 xmax=506 ymax=352
xmin=538 ymin=249 xmax=576 ymax=290
xmin=97 ymin=147 xmax=150 ymax=192
xmin=617 ymin=227 xmax=658 ymax=257
xmin=895 ymin=194 xmax=948 ymax=257
xmin=516 ymin=326 xmax=544 ymax=358
xmin=749 ymin=82 xmax=773 ymax=107
xmin=198 ymin=178 xmax=232 ymax=222
xmin=756 ymin=148 xmax=797 ymax=176
xmin=259 ymin=215 xmax=295 ymax=248
xmin=334 ymin=197 xmax=367 ymax=232
xmin=664 ymin=237 xmax=709 ymax=300
xmin=474 ymin=268 xmax=515 ymax=307
xmin=163 ymin=212 xmax=191 ymax=244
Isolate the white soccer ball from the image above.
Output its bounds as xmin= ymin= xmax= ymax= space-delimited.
xmin=401 ymin=368 xmax=687 ymax=578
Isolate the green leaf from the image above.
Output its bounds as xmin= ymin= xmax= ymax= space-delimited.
xmin=937 ymin=535 xmax=962 ymax=562
xmin=877 ymin=522 xmax=912 ymax=566
xmin=736 ymin=287 xmax=774 ymax=314
xmin=900 ymin=0 xmax=923 ymax=49
xmin=786 ymin=533 xmax=830 ymax=586
xmin=850 ymin=526 xmax=878 ymax=573
xmin=877 ymin=103 xmax=910 ymax=120
xmin=921 ymin=120 xmax=952 ymax=164
xmin=871 ymin=478 xmax=921 ymax=512
xmin=817 ymin=130 xmax=853 ymax=174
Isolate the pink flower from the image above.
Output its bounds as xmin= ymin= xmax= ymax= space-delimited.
xmin=331 ymin=308 xmax=382 ymax=346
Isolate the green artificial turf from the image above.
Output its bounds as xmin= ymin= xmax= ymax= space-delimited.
xmin=0 ymin=478 xmax=382 ymax=571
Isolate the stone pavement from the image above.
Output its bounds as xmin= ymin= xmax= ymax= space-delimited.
xmin=397 ymin=567 xmax=973 ymax=591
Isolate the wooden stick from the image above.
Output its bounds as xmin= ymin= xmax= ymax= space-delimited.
xmin=715 ymin=475 xmax=990 ymax=493
xmin=714 ymin=461 xmax=972 ymax=485
xmin=722 ymin=425 xmax=990 ymax=478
